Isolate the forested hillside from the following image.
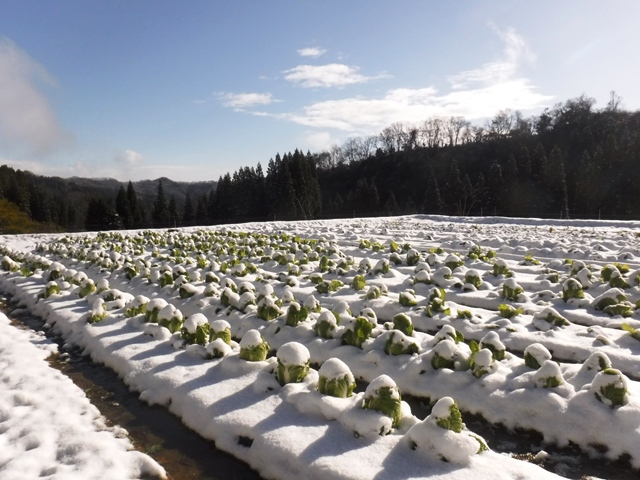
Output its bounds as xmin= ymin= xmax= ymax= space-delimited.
xmin=1 ymin=93 xmax=638 ymax=232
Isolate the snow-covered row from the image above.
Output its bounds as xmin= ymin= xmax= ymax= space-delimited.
xmin=2 ymin=215 xmax=640 ymax=478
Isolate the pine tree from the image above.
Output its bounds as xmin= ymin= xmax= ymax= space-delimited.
xmin=152 ymin=180 xmax=168 ymax=227
xmin=126 ymin=181 xmax=142 ymax=228
xmin=115 ymin=185 xmax=131 ymax=228
xmin=183 ymin=192 xmax=195 ymax=224
xmin=422 ymin=167 xmax=443 ymax=214
xmin=168 ymin=195 xmax=180 ymax=227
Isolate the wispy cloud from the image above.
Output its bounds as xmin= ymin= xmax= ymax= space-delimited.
xmin=114 ymin=149 xmax=144 ymax=166
xmin=279 ymin=28 xmax=551 ymax=134
xmin=297 ymin=47 xmax=326 ymax=58
xmin=448 ymin=26 xmax=535 ymax=89
xmin=218 ymin=92 xmax=277 ymax=110
xmin=0 ymin=37 xmax=70 ymax=156
xmin=284 ymin=64 xmax=385 ymax=88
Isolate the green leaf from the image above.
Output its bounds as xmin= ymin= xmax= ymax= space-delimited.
xmin=435 ymin=402 xmax=463 ymax=433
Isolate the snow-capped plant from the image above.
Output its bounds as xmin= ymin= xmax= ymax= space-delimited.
xmin=318 ymin=358 xmax=356 ymax=398
xmin=389 ymin=313 xmax=414 ymax=336
xmin=502 ymin=278 xmax=524 ymax=301
xmin=181 ymin=313 xmax=209 ymax=345
xmin=78 ymin=279 xmax=96 ymax=298
xmin=286 ymin=302 xmax=308 ymax=327
xmin=521 ymin=254 xmax=540 ymax=266
xmin=88 ymin=298 xmax=107 ymax=324
xmin=492 ymin=259 xmax=511 ymax=277
xmin=562 ymin=278 xmax=584 ymax=302
xmin=384 ymin=331 xmax=419 ymax=356
xmin=433 ymin=325 xmax=464 ymax=345
xmin=158 ymin=304 xmax=184 ymax=333
xmin=592 ymin=288 xmax=632 ymax=316
xmin=372 ymin=258 xmax=390 ymax=275
xmin=179 ymin=283 xmax=198 ymax=299
xmin=96 ymin=278 xmax=110 ymax=294
xmin=257 ymin=296 xmax=283 ymax=321
xmin=1 ymin=255 xmax=18 ymax=272
xmin=406 ymin=249 xmax=420 ymax=266
xmin=316 ymin=279 xmax=344 ymax=294
xmin=469 ymin=347 xmax=495 ymax=378
xmin=399 ymin=290 xmax=418 ymax=307
xmin=209 ymin=319 xmax=231 ymax=344
xmin=591 ymin=368 xmax=629 ymax=408
xmin=444 ymin=254 xmax=463 ymax=271
xmin=533 ymin=360 xmax=564 ymax=388
xmin=125 ymin=295 xmax=149 ymax=318
xmin=532 ymin=307 xmax=570 ymax=331
xmin=43 ymin=281 xmax=61 ymax=298
xmin=303 ymin=294 xmax=321 ymax=313
xmin=314 ymin=310 xmax=340 ymax=339
xmin=239 ymin=330 xmax=270 ymax=362
xmin=407 ymin=397 xmax=488 ymax=464
xmin=524 ymin=343 xmax=553 ymax=369
xmin=365 ymin=285 xmax=382 ymax=299
xmin=275 ymin=342 xmax=310 ymax=386
xmin=431 ymin=339 xmax=461 ymax=370
xmin=479 ymin=332 xmax=506 ymax=361
xmin=145 ymin=298 xmax=169 ymax=323
xmin=580 ymin=352 xmax=612 ymax=373
xmin=464 ymin=269 xmax=482 ymax=289
xmin=426 ymin=287 xmax=450 ymax=317
xmin=341 ymin=316 xmax=375 ymax=349
xmin=362 ymin=375 xmax=402 ymax=429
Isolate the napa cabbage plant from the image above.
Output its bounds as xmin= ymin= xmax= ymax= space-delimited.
xmin=502 ymin=278 xmax=524 ymax=301
xmin=591 ymin=368 xmax=629 ymax=408
xmin=275 ymin=342 xmax=310 ymax=386
xmin=524 ymin=343 xmax=552 ymax=369
xmin=158 ymin=304 xmax=184 ymax=333
xmin=181 ymin=313 xmax=209 ymax=345
xmin=351 ymin=274 xmax=366 ymax=291
xmin=303 ymin=294 xmax=321 ymax=313
xmin=362 ymin=375 xmax=402 ymax=429
xmin=399 ymin=290 xmax=418 ymax=307
xmin=341 ymin=316 xmax=375 ymax=349
xmin=384 ymin=331 xmax=419 ymax=356
xmin=389 ymin=313 xmax=414 ymax=336
xmin=88 ymin=298 xmax=108 ymax=324
xmin=406 ymin=249 xmax=420 ymax=266
xmin=239 ymin=330 xmax=270 ymax=361
xmin=533 ymin=360 xmax=564 ymax=388
xmin=316 ymin=279 xmax=344 ymax=294
xmin=433 ymin=325 xmax=464 ymax=344
xmin=464 ymin=269 xmax=482 ymax=289
xmin=78 ymin=279 xmax=96 ymax=298
xmin=492 ymin=259 xmax=511 ymax=277
xmin=257 ymin=296 xmax=283 ymax=320
xmin=426 ymin=288 xmax=450 ymax=317
xmin=43 ymin=281 xmax=61 ymax=298
xmin=125 ymin=295 xmax=149 ymax=318
xmin=562 ymin=278 xmax=584 ymax=302
xmin=431 ymin=339 xmax=459 ymax=370
xmin=479 ymin=332 xmax=505 ymax=361
xmin=209 ymin=319 xmax=231 ymax=344
xmin=314 ymin=310 xmax=340 ymax=339
xmin=286 ymin=302 xmax=308 ymax=326
xmin=497 ymin=303 xmax=522 ymax=319
xmin=318 ymin=358 xmax=356 ymax=398
xmin=532 ymin=307 xmax=570 ymax=331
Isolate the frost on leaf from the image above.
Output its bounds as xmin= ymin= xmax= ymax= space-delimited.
xmin=384 ymin=331 xmax=419 ymax=356
xmin=314 ymin=310 xmax=340 ymax=339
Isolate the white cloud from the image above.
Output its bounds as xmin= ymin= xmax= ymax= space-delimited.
xmin=283 ymin=64 xmax=375 ymax=88
xmin=448 ymin=27 xmax=535 ymax=89
xmin=278 ymin=28 xmax=551 ymax=135
xmin=0 ymin=37 xmax=69 ymax=155
xmin=218 ymin=92 xmax=276 ymax=110
xmin=297 ymin=47 xmax=326 ymax=58
xmin=115 ymin=149 xmax=144 ymax=166
xmin=301 ymin=131 xmax=337 ymax=151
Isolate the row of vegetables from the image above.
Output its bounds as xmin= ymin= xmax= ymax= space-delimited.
xmin=1 ymin=226 xmax=640 ymax=467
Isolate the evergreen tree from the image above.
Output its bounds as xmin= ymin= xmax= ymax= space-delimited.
xmin=183 ymin=192 xmax=195 ymax=224
xmin=422 ymin=167 xmax=443 ymax=214
xmin=115 ymin=185 xmax=131 ymax=228
xmin=86 ymin=197 xmax=120 ymax=231
xmin=126 ymin=181 xmax=142 ymax=228
xmin=168 ymin=195 xmax=180 ymax=227
xmin=152 ymin=179 xmax=168 ymax=227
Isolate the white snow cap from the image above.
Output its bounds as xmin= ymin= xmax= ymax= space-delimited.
xmin=209 ymin=319 xmax=231 ymax=332
xmin=277 ymin=342 xmax=310 ymax=366
xmin=319 ymin=358 xmax=354 ymax=382
xmin=365 ymin=375 xmax=399 ymax=400
xmin=240 ymin=329 xmax=264 ymax=348
xmin=184 ymin=313 xmax=208 ymax=333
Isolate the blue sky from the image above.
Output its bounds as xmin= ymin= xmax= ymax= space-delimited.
xmin=1 ymin=1 xmax=639 ymax=182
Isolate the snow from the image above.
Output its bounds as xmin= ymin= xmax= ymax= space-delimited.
xmin=0 ymin=312 xmax=165 ymax=480
xmin=5 ymin=214 xmax=640 ymax=478
xmin=277 ymin=342 xmax=310 ymax=366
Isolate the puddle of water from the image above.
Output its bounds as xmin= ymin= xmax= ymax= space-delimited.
xmin=3 ymin=298 xmax=263 ymax=480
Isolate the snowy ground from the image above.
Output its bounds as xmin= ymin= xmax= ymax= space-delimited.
xmin=2 ymin=214 xmax=640 ymax=479
xmin=0 ymin=312 xmax=166 ymax=480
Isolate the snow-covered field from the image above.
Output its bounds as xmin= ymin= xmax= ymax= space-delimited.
xmin=2 ymin=214 xmax=640 ymax=479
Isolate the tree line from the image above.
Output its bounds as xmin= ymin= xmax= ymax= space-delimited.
xmin=2 ymin=92 xmax=639 ymax=232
